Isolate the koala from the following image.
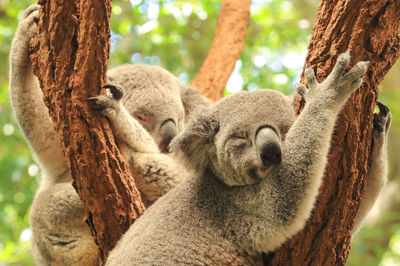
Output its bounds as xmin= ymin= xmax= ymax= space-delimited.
xmin=9 ymin=4 xmax=208 ymax=265
xmin=105 ymin=53 xmax=373 ymax=265
xmin=98 ymin=64 xmax=210 ymax=205
xmin=88 ymin=84 xmax=196 ymax=206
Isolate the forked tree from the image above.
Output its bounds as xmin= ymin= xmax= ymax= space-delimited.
xmin=30 ymin=0 xmax=399 ymax=265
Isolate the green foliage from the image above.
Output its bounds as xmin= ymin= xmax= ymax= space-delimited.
xmin=240 ymin=0 xmax=309 ymax=94
xmin=348 ymin=212 xmax=400 ymax=266
xmin=378 ymin=86 xmax=400 ymax=127
xmin=0 ymin=1 xmax=39 ymax=264
xmin=0 ymin=0 xmax=399 ymax=264
xmin=109 ymin=0 xmax=220 ymax=81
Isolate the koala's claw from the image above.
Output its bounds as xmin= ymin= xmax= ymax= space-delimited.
xmin=376 ymin=102 xmax=389 ymax=117
xmin=373 ymin=102 xmax=392 ymax=134
xmin=89 ymin=83 xmax=125 ymax=117
xmin=103 ymin=84 xmax=124 ymax=101
xmin=88 ymin=95 xmax=121 ymax=118
xmin=330 ymin=50 xmax=351 ymax=80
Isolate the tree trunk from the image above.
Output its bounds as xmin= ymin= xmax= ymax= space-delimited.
xmin=29 ymin=0 xmax=145 ymax=263
xmin=191 ymin=0 xmax=250 ymax=102
xmin=267 ymin=0 xmax=400 ymax=265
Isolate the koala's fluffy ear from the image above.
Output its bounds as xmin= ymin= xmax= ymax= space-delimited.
xmin=180 ymin=86 xmax=211 ymax=121
xmin=170 ymin=107 xmax=219 ymax=172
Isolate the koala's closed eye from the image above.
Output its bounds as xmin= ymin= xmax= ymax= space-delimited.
xmin=232 ymin=131 xmax=248 ymax=139
xmin=134 ymin=112 xmax=151 ymax=127
xmin=227 ymin=132 xmax=250 ymax=149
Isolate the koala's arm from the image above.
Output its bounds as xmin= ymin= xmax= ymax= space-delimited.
xmin=9 ymin=5 xmax=68 ymax=184
xmin=267 ymin=52 xmax=369 ymax=240
xmin=352 ymin=102 xmax=391 ymax=234
xmin=111 ymin=107 xmax=159 ymax=154
xmin=120 ymin=145 xmax=187 ymax=206
xmin=89 ymin=85 xmax=159 ymax=154
xmin=89 ymin=91 xmax=187 ymax=206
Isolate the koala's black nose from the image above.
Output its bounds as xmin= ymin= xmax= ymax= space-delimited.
xmin=256 ymin=127 xmax=282 ymax=166
xmin=158 ymin=120 xmax=178 ymax=153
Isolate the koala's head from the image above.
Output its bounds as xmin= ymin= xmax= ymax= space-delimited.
xmin=108 ymin=64 xmax=208 ymax=153
xmin=171 ymin=90 xmax=295 ymax=186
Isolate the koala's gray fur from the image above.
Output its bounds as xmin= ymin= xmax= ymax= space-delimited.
xmin=106 ymin=52 xmax=387 ymax=265
xmin=107 ymin=64 xmax=209 ymax=152
xmin=9 ymin=5 xmax=208 ymax=265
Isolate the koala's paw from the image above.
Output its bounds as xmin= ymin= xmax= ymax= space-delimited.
xmin=372 ymin=102 xmax=392 ymax=144
xmin=300 ymin=51 xmax=369 ymax=108
xmin=88 ymin=94 xmax=121 ymax=119
xmin=22 ymin=4 xmax=40 ymax=20
xmin=17 ymin=4 xmax=40 ymax=43
xmin=326 ymin=51 xmax=369 ymax=97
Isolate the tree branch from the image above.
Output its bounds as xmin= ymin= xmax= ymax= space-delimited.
xmin=191 ymin=0 xmax=250 ymax=101
xmin=30 ymin=0 xmax=145 ymax=263
xmin=268 ymin=0 xmax=400 ymax=264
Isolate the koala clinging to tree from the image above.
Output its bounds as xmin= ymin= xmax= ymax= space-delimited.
xmin=103 ymin=52 xmax=391 ymax=265
xmin=99 ymin=63 xmax=210 ymax=206
xmin=9 ymin=4 xmax=208 ymax=265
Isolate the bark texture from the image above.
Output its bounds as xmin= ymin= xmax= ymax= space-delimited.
xmin=190 ymin=0 xmax=250 ymax=102
xmin=30 ymin=0 xmax=145 ymax=263
xmin=267 ymin=0 xmax=400 ymax=265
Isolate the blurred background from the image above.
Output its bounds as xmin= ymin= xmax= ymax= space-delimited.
xmin=0 ymin=0 xmax=399 ymax=265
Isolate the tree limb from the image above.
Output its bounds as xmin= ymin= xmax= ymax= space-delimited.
xmin=191 ymin=0 xmax=250 ymax=101
xmin=268 ymin=0 xmax=400 ymax=264
xmin=30 ymin=0 xmax=145 ymax=263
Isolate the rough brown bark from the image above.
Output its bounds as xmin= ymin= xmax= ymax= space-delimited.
xmin=30 ymin=0 xmax=145 ymax=263
xmin=267 ymin=0 xmax=400 ymax=265
xmin=190 ymin=0 xmax=250 ymax=102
